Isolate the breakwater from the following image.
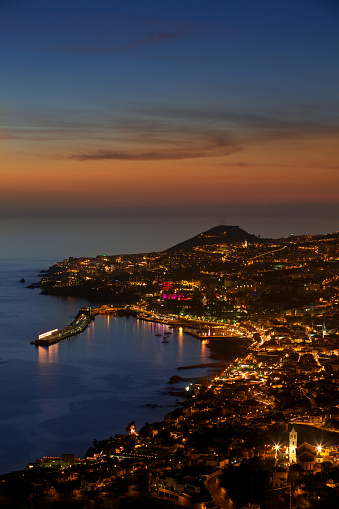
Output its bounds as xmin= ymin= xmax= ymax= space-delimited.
xmin=31 ymin=309 xmax=94 ymax=346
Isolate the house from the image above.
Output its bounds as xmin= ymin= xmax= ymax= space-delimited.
xmin=270 ymin=467 xmax=288 ymax=488
xmin=296 ymin=443 xmax=317 ymax=471
xmin=99 ymin=495 xmax=120 ymax=508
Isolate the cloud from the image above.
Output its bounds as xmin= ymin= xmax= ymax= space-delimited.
xmin=70 ymin=138 xmax=240 ymax=161
xmin=140 ymin=106 xmax=339 ymax=137
xmin=57 ymin=30 xmax=184 ymax=54
xmin=62 ymin=103 xmax=339 ymax=162
xmin=219 ymin=161 xmax=339 ymax=171
xmin=4 ymin=103 xmax=339 ymax=164
xmin=128 ymin=30 xmax=182 ymax=48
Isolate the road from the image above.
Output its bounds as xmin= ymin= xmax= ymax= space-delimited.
xmin=292 ymin=420 xmax=339 ymax=434
xmin=205 ymin=471 xmax=235 ymax=509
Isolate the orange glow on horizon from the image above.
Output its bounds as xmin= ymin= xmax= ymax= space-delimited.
xmin=1 ymin=132 xmax=338 ymax=211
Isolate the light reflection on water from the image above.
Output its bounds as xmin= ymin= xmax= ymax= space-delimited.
xmin=38 ymin=344 xmax=59 ymax=364
xmin=0 ymin=259 xmax=219 ymax=474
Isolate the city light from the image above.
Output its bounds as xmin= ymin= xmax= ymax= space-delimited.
xmin=38 ymin=328 xmax=58 ymax=339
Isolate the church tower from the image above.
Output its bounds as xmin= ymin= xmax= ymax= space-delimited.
xmin=289 ymin=426 xmax=297 ymax=463
xmin=322 ymin=322 xmax=327 ymax=338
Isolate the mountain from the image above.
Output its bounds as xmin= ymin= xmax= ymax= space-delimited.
xmin=166 ymin=225 xmax=259 ymax=252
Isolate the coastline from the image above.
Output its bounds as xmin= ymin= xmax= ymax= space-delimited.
xmin=164 ymin=334 xmax=249 ymax=398
xmin=19 ymin=300 xmax=248 ymax=474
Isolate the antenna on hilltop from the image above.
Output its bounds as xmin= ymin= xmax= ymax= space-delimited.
xmin=220 ymin=217 xmax=226 ymax=226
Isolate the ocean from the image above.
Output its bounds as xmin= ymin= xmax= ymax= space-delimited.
xmin=1 ymin=215 xmax=337 ymax=260
xmin=0 ymin=215 xmax=336 ymax=474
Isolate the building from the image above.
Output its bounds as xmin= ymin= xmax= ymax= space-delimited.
xmin=289 ymin=427 xmax=297 ymax=463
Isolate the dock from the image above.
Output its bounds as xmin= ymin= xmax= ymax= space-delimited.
xmin=31 ymin=308 xmax=94 ymax=346
xmin=30 ymin=305 xmax=128 ymax=346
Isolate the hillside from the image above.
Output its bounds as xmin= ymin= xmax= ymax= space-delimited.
xmin=165 ymin=225 xmax=259 ymax=252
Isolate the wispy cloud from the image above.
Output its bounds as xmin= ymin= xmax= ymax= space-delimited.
xmin=122 ymin=30 xmax=183 ymax=50
xmin=219 ymin=161 xmax=339 ymax=171
xmin=141 ymin=106 xmax=339 ymax=137
xmin=3 ymin=104 xmax=338 ymax=164
xmin=57 ymin=30 xmax=185 ymax=54
xmin=64 ymin=104 xmax=339 ymax=162
xmin=70 ymin=137 xmax=239 ymax=161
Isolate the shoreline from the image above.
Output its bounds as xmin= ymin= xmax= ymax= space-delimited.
xmin=165 ymin=334 xmax=249 ymax=396
xmin=23 ymin=307 xmax=247 ymax=474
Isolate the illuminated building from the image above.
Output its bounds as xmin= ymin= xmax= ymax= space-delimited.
xmin=289 ymin=426 xmax=297 ymax=463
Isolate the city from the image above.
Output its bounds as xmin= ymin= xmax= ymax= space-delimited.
xmin=2 ymin=0 xmax=338 ymax=506
xmin=2 ymin=225 xmax=339 ymax=509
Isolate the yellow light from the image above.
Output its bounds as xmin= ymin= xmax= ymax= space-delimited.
xmin=38 ymin=328 xmax=58 ymax=339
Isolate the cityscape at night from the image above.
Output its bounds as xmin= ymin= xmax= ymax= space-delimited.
xmin=1 ymin=0 xmax=339 ymax=507
xmin=1 ymin=225 xmax=339 ymax=508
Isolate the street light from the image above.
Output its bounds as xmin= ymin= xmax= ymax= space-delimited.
xmin=274 ymin=444 xmax=280 ymax=463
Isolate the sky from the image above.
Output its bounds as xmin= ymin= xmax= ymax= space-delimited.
xmin=1 ymin=0 xmax=339 ymax=231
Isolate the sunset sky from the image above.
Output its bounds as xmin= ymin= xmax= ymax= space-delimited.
xmin=1 ymin=0 xmax=339 ymax=224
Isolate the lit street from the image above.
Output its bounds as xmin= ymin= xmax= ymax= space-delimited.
xmin=205 ymin=471 xmax=235 ymax=509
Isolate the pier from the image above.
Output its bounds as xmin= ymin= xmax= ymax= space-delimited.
xmin=31 ymin=307 xmax=94 ymax=346
xmin=30 ymin=305 xmax=127 ymax=346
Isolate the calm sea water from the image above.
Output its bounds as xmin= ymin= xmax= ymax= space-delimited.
xmin=1 ymin=216 xmax=337 ymax=260
xmin=0 ymin=256 xmax=217 ymax=474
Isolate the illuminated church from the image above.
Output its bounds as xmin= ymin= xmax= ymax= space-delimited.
xmin=289 ymin=426 xmax=297 ymax=462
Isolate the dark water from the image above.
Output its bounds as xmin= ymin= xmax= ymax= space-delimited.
xmin=0 ymin=258 xmax=215 ymax=474
xmin=1 ymin=216 xmax=336 ymax=260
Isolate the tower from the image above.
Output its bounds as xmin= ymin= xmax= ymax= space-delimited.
xmin=322 ymin=322 xmax=327 ymax=338
xmin=289 ymin=426 xmax=297 ymax=463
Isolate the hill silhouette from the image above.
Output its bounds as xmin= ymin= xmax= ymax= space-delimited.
xmin=166 ymin=225 xmax=259 ymax=252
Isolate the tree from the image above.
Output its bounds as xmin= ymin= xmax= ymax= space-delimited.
xmin=221 ymin=457 xmax=271 ymax=506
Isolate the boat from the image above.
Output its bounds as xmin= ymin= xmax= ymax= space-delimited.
xmin=161 ymin=338 xmax=169 ymax=343
xmin=155 ymin=333 xmax=162 ymax=336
